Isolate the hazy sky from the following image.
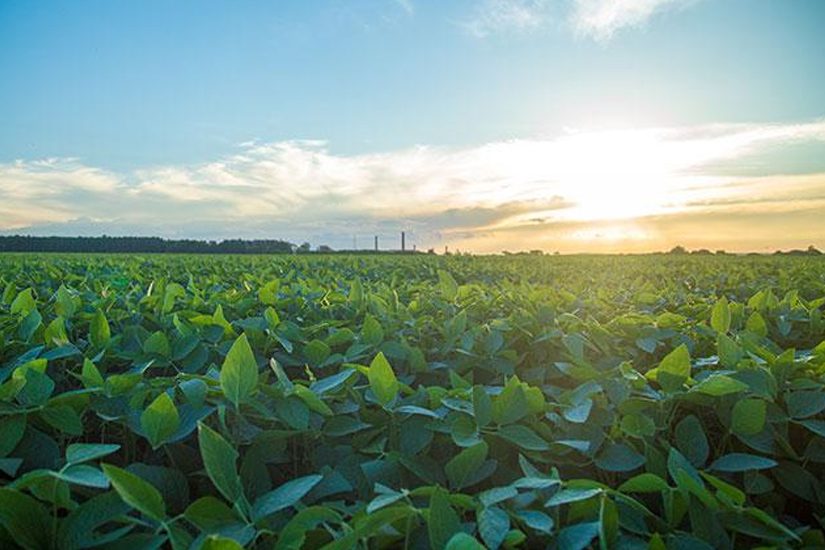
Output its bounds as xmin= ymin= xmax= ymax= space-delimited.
xmin=1 ymin=0 xmax=824 ymax=252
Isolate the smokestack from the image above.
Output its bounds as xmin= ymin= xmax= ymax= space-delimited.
xmin=374 ymin=235 xmax=378 ymax=252
xmin=401 ymin=231 xmax=406 ymax=252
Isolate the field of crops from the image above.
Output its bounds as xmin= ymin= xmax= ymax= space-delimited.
xmin=1 ymin=253 xmax=825 ymax=549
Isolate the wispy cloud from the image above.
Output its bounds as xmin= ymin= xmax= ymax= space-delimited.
xmin=2 ymin=119 xmax=824 ymax=252
xmin=461 ymin=0 xmax=553 ymax=38
xmin=462 ymin=0 xmax=698 ymax=40
xmin=570 ymin=0 xmax=697 ymax=41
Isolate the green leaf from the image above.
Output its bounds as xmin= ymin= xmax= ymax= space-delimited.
xmin=445 ymin=441 xmax=488 ymax=490
xmin=90 ymin=309 xmax=111 ymax=348
xmin=710 ymin=297 xmax=731 ymax=333
xmin=787 ymin=391 xmax=825 ymax=419
xmin=445 ymin=533 xmax=486 ymax=550
xmin=0 ymin=415 xmax=26 ymax=457
xmin=368 ymin=352 xmax=398 ymax=407
xmin=732 ymin=398 xmax=766 ymax=436
xmin=545 ymin=488 xmax=601 ymax=507
xmin=220 ymin=333 xmax=259 ymax=407
xmin=745 ymin=312 xmax=768 ymax=337
xmin=437 ymin=270 xmax=459 ymax=301
xmin=53 ymin=464 xmax=110 ymax=488
xmin=620 ymin=414 xmax=655 ymax=438
xmin=557 ymin=521 xmax=600 ymax=550
xmin=258 ymin=280 xmax=280 ymax=305
xmin=473 ymin=386 xmax=492 ymax=427
xmin=653 ymin=344 xmax=691 ymax=392
xmin=675 ymin=415 xmax=709 ymax=467
xmin=594 ymin=443 xmax=645 ymax=472
xmin=81 ymin=358 xmax=104 ymax=388
xmin=717 ymin=333 xmax=743 ymax=369
xmin=428 ymin=488 xmax=461 ymax=550
xmin=198 ymin=422 xmax=243 ymax=503
xmin=478 ymin=506 xmax=509 ymax=550
xmin=202 ymin=535 xmax=245 ymax=550
xmin=362 ymin=315 xmax=384 ymax=347
xmin=66 ymin=443 xmax=120 ymax=464
xmin=10 ymin=288 xmax=36 ymax=316
xmin=618 ymin=473 xmax=669 ymax=493
xmin=141 ymin=392 xmax=181 ymax=449
xmin=252 ymin=474 xmax=323 ymax=521
xmin=102 ymin=463 xmax=166 ymax=521
xmin=491 ymin=378 xmax=528 ymax=425
xmin=691 ymin=374 xmax=748 ymax=396
xmin=710 ymin=453 xmax=778 ymax=472
xmin=304 ymin=339 xmax=331 ymax=366
xmin=496 ymin=424 xmax=550 ymax=451
xmin=0 ymin=488 xmax=53 ymax=550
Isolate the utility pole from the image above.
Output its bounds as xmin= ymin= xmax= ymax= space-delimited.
xmin=401 ymin=231 xmax=406 ymax=252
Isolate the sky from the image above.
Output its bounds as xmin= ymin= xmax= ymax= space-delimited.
xmin=1 ymin=0 xmax=824 ymax=253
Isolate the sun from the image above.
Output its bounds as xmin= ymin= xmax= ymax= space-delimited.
xmin=551 ymin=128 xmax=676 ymax=222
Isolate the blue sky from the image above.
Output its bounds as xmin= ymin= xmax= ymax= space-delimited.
xmin=1 ymin=0 xmax=824 ymax=252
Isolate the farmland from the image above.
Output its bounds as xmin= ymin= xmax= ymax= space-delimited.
xmin=1 ymin=253 xmax=825 ymax=549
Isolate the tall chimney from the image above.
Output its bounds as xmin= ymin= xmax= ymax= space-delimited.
xmin=374 ymin=235 xmax=378 ymax=252
xmin=401 ymin=231 xmax=406 ymax=252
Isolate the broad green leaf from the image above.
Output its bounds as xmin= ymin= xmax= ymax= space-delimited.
xmin=746 ymin=312 xmax=768 ymax=337
xmin=220 ymin=333 xmax=259 ymax=407
xmin=473 ymin=386 xmax=492 ymax=427
xmin=651 ymin=344 xmax=691 ymax=392
xmin=787 ymin=391 xmax=825 ymax=419
xmin=0 ymin=415 xmax=26 ymax=457
xmin=478 ymin=506 xmax=509 ymax=550
xmin=258 ymin=280 xmax=280 ymax=305
xmin=732 ymin=398 xmax=766 ymax=436
xmin=445 ymin=533 xmax=486 ymax=550
xmin=691 ymin=374 xmax=748 ymax=396
xmin=710 ymin=297 xmax=731 ymax=333
xmin=445 ymin=441 xmax=488 ymax=489
xmin=252 ymin=474 xmax=323 ymax=521
xmin=368 ymin=352 xmax=398 ymax=406
xmin=66 ymin=443 xmax=121 ymax=465
xmin=81 ymin=358 xmax=104 ymax=388
xmin=675 ymin=415 xmax=709 ymax=467
xmin=0 ymin=488 xmax=53 ymax=550
xmin=361 ymin=315 xmax=384 ymax=347
xmin=491 ymin=377 xmax=529 ymax=425
xmin=198 ymin=422 xmax=243 ymax=503
xmin=618 ymin=473 xmax=669 ymax=493
xmin=545 ymin=488 xmax=601 ymax=507
xmin=10 ymin=288 xmax=36 ymax=316
xmin=594 ymin=443 xmax=645 ymax=472
xmin=428 ymin=488 xmax=460 ymax=550
xmin=90 ymin=309 xmax=111 ymax=348
xmin=710 ymin=453 xmax=778 ymax=472
xmin=141 ymin=392 xmax=180 ymax=449
xmin=437 ymin=270 xmax=459 ymax=301
xmin=102 ymin=463 xmax=166 ymax=521
xmin=202 ymin=535 xmax=245 ymax=550
xmin=496 ymin=424 xmax=550 ymax=451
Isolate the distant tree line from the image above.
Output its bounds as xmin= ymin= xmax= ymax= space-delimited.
xmin=0 ymin=235 xmax=296 ymax=254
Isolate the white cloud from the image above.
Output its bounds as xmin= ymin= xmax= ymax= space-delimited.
xmin=461 ymin=0 xmax=698 ymax=40
xmin=2 ymin=119 xmax=824 ymax=252
xmin=461 ymin=0 xmax=553 ymax=38
xmin=570 ymin=0 xmax=696 ymax=40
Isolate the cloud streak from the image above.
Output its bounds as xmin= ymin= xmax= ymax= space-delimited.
xmin=461 ymin=0 xmax=698 ymax=40
xmin=571 ymin=0 xmax=697 ymax=40
xmin=2 ymin=119 xmax=824 ymax=252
